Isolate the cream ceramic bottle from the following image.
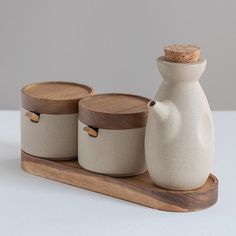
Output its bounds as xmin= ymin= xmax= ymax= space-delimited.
xmin=145 ymin=45 xmax=215 ymax=190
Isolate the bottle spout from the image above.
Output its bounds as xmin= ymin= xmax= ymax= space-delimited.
xmin=148 ymin=100 xmax=170 ymax=122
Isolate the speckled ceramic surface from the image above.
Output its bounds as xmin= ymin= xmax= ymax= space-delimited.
xmin=145 ymin=57 xmax=215 ymax=190
xmin=21 ymin=108 xmax=78 ymax=159
xmin=78 ymin=120 xmax=147 ymax=176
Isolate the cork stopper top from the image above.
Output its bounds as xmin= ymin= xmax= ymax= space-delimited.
xmin=164 ymin=44 xmax=200 ymax=63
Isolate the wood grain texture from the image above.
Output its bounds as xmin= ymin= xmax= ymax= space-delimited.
xmin=79 ymin=93 xmax=150 ymax=129
xmin=21 ymin=151 xmax=218 ymax=212
xmin=22 ymin=81 xmax=94 ymax=114
xmin=83 ymin=126 xmax=98 ymax=137
xmin=164 ymin=44 xmax=200 ymax=63
xmin=25 ymin=111 xmax=40 ymax=123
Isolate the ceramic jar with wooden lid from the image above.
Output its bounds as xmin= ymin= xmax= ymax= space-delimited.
xmin=78 ymin=93 xmax=150 ymax=176
xmin=21 ymin=81 xmax=94 ymax=160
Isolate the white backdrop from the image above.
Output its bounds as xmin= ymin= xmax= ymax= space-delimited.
xmin=0 ymin=0 xmax=235 ymax=110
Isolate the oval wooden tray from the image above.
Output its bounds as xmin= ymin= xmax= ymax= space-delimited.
xmin=21 ymin=150 xmax=218 ymax=212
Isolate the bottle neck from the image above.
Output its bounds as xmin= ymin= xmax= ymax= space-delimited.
xmin=157 ymin=56 xmax=207 ymax=84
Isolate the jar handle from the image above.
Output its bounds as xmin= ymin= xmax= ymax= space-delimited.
xmin=83 ymin=126 xmax=98 ymax=137
xmin=25 ymin=111 xmax=40 ymax=123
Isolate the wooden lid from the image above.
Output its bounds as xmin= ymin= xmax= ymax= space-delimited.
xmin=79 ymin=93 xmax=150 ymax=129
xmin=22 ymin=81 xmax=94 ymax=114
xmin=164 ymin=44 xmax=200 ymax=63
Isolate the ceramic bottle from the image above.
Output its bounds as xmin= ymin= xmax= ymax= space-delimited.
xmin=145 ymin=56 xmax=215 ymax=190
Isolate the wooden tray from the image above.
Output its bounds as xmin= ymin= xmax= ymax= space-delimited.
xmin=21 ymin=151 xmax=218 ymax=212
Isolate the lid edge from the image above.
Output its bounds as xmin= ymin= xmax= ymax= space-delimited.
xmin=78 ymin=93 xmax=150 ymax=129
xmin=22 ymin=81 xmax=94 ymax=114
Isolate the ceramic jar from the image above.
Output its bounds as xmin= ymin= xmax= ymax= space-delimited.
xmin=21 ymin=81 xmax=94 ymax=160
xmin=78 ymin=93 xmax=149 ymax=176
xmin=145 ymin=57 xmax=215 ymax=190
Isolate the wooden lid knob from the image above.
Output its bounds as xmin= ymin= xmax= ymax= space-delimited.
xmin=164 ymin=44 xmax=200 ymax=63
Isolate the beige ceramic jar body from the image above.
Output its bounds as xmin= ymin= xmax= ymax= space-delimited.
xmin=78 ymin=120 xmax=146 ymax=176
xmin=145 ymin=57 xmax=215 ymax=190
xmin=21 ymin=108 xmax=78 ymax=159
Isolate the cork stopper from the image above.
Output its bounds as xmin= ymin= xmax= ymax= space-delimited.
xmin=164 ymin=44 xmax=200 ymax=63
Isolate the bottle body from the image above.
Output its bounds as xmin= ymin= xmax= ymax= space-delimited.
xmin=145 ymin=57 xmax=215 ymax=190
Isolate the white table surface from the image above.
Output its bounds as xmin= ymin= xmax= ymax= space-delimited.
xmin=0 ymin=111 xmax=235 ymax=236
